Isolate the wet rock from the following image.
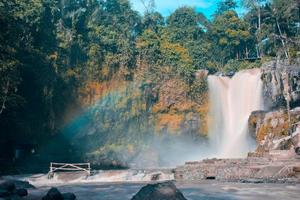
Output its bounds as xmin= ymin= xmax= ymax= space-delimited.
xmin=62 ymin=192 xmax=76 ymax=200
xmin=0 ymin=189 xmax=10 ymax=197
xmin=0 ymin=181 xmax=15 ymax=192
xmin=295 ymin=147 xmax=300 ymax=155
xmin=11 ymin=180 xmax=34 ymax=189
xmin=0 ymin=180 xmax=30 ymax=199
xmin=10 ymin=195 xmax=23 ymax=200
xmin=225 ymin=71 xmax=235 ymax=77
xmin=150 ymin=173 xmax=161 ymax=181
xmin=42 ymin=187 xmax=64 ymax=200
xmin=15 ymin=188 xmax=27 ymax=197
xmin=131 ymin=181 xmax=187 ymax=200
xmin=240 ymin=179 xmax=264 ymax=184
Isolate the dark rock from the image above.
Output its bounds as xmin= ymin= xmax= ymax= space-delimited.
xmin=295 ymin=147 xmax=300 ymax=155
xmin=15 ymin=188 xmax=28 ymax=197
xmin=240 ymin=179 xmax=264 ymax=184
xmin=42 ymin=187 xmax=64 ymax=200
xmin=261 ymin=60 xmax=300 ymax=109
xmin=0 ymin=181 xmax=15 ymax=192
xmin=131 ymin=181 xmax=187 ymax=200
xmin=62 ymin=192 xmax=76 ymax=200
xmin=11 ymin=180 xmax=35 ymax=189
xmin=0 ymin=189 xmax=10 ymax=197
xmin=226 ymin=71 xmax=235 ymax=77
xmin=10 ymin=195 xmax=23 ymax=200
xmin=150 ymin=173 xmax=161 ymax=181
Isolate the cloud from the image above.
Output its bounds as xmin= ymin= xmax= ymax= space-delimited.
xmin=130 ymin=0 xmax=215 ymax=16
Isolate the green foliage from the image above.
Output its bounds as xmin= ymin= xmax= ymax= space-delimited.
xmin=189 ymin=77 xmax=208 ymax=105
xmin=0 ymin=0 xmax=299 ymax=168
xmin=243 ymin=0 xmax=299 ymax=59
xmin=223 ymin=60 xmax=262 ymax=72
xmin=215 ymin=0 xmax=238 ymax=16
xmin=209 ymin=10 xmax=253 ymax=61
xmin=167 ymin=7 xmax=206 ymax=42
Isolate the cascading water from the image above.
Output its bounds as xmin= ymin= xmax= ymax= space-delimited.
xmin=208 ymin=68 xmax=264 ymax=158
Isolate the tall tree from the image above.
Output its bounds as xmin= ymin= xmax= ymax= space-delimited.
xmin=242 ymin=0 xmax=267 ymax=57
xmin=215 ymin=0 xmax=238 ymax=16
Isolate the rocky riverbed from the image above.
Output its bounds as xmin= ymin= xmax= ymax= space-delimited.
xmin=2 ymin=180 xmax=299 ymax=200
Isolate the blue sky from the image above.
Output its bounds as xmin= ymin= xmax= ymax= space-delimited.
xmin=130 ymin=0 xmax=245 ymax=18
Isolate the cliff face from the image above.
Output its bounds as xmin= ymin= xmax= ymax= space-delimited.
xmin=249 ymin=108 xmax=300 ymax=152
xmin=64 ymin=68 xmax=209 ymax=168
xmin=249 ymin=60 xmax=300 ymax=152
xmin=153 ymin=77 xmax=208 ymax=136
xmin=261 ymin=60 xmax=300 ymax=109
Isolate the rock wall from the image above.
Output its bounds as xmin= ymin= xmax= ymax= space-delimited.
xmin=248 ymin=60 xmax=300 ymax=152
xmin=261 ymin=60 xmax=300 ymax=109
xmin=152 ymin=77 xmax=208 ymax=136
xmin=249 ymin=108 xmax=300 ymax=152
xmin=174 ymin=156 xmax=300 ymax=182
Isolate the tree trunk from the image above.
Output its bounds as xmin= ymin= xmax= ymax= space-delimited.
xmin=275 ymin=18 xmax=289 ymax=59
xmin=256 ymin=44 xmax=260 ymax=58
xmin=0 ymin=80 xmax=10 ymax=115
xmin=258 ymin=6 xmax=261 ymax=33
xmin=246 ymin=46 xmax=249 ymax=59
xmin=256 ymin=5 xmax=262 ymax=58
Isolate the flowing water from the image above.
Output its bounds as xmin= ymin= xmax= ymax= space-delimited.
xmin=22 ymin=181 xmax=300 ymax=200
xmin=208 ymin=69 xmax=264 ymax=158
xmin=4 ymin=172 xmax=300 ymax=200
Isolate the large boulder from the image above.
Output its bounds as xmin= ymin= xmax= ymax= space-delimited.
xmin=248 ymin=107 xmax=300 ymax=152
xmin=0 ymin=180 xmax=28 ymax=199
xmin=42 ymin=188 xmax=76 ymax=200
xmin=62 ymin=192 xmax=76 ymax=200
xmin=131 ymin=181 xmax=187 ymax=200
xmin=15 ymin=188 xmax=28 ymax=197
xmin=11 ymin=180 xmax=34 ymax=189
xmin=0 ymin=189 xmax=10 ymax=198
xmin=42 ymin=187 xmax=64 ymax=200
xmin=0 ymin=181 xmax=15 ymax=192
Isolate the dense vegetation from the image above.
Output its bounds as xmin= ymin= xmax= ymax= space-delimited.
xmin=0 ymin=0 xmax=299 ymax=172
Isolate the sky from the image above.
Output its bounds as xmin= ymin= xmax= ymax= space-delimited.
xmin=130 ymin=0 xmax=245 ymax=18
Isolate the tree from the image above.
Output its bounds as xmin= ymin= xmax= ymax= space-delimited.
xmin=167 ymin=7 xmax=206 ymax=42
xmin=166 ymin=7 xmax=211 ymax=70
xmin=215 ymin=0 xmax=238 ymax=16
xmin=244 ymin=0 xmax=300 ymax=59
xmin=242 ymin=0 xmax=267 ymax=57
xmin=209 ymin=10 xmax=252 ymax=62
xmin=142 ymin=11 xmax=164 ymax=33
xmin=271 ymin=0 xmax=299 ymax=59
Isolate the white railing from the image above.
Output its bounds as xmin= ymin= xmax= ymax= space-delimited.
xmin=48 ymin=162 xmax=91 ymax=178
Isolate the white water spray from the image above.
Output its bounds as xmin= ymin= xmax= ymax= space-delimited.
xmin=208 ymin=68 xmax=264 ymax=158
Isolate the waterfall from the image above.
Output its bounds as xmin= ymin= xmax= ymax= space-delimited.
xmin=208 ymin=68 xmax=264 ymax=158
